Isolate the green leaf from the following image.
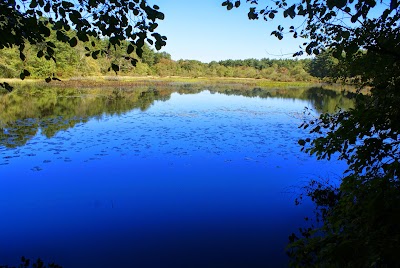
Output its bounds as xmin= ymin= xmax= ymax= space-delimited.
xmin=248 ymin=8 xmax=258 ymax=20
xmin=298 ymin=139 xmax=306 ymax=146
xmin=131 ymin=59 xmax=138 ymax=66
xmin=149 ymin=23 xmax=158 ymax=31
xmin=365 ymin=0 xmax=376 ymax=7
xmin=342 ymin=31 xmax=350 ymax=39
xmin=77 ymin=32 xmax=89 ymax=42
xmin=19 ymin=51 xmax=26 ymax=61
xmin=335 ymin=0 xmax=347 ymax=8
xmin=111 ymin=63 xmax=119 ymax=72
xmin=285 ymin=5 xmax=296 ymax=19
xmin=47 ymin=47 xmax=55 ymax=57
xmin=156 ymin=12 xmax=165 ymax=20
xmin=47 ymin=42 xmax=56 ymax=48
xmin=136 ymin=47 xmax=143 ymax=57
xmin=127 ymin=44 xmax=135 ymax=54
xmin=390 ymin=0 xmax=398 ymax=9
xmin=327 ymin=0 xmax=335 ymax=9
xmin=69 ymin=37 xmax=78 ymax=47
xmin=44 ymin=2 xmax=50 ymax=12
xmin=92 ymin=50 xmax=100 ymax=59
xmin=62 ymin=1 xmax=74 ymax=8
xmin=29 ymin=0 xmax=38 ymax=8
xmin=56 ymin=30 xmax=69 ymax=42
xmin=0 ymin=82 xmax=13 ymax=92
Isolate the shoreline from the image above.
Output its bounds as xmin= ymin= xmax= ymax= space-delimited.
xmin=0 ymin=76 xmax=356 ymax=92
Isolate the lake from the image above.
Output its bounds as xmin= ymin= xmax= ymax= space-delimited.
xmin=0 ymin=85 xmax=352 ymax=268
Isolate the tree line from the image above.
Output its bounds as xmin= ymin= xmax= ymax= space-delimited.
xmin=0 ymin=28 xmax=314 ymax=82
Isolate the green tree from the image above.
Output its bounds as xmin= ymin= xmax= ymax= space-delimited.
xmin=0 ymin=0 xmax=166 ymax=90
xmin=154 ymin=51 xmax=172 ymax=64
xmin=223 ymin=0 xmax=400 ymax=266
xmin=153 ymin=58 xmax=177 ymax=76
xmin=308 ymin=50 xmax=339 ymax=79
xmin=0 ymin=47 xmax=21 ymax=78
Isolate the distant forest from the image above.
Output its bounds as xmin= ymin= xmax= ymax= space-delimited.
xmin=0 ymin=29 xmax=320 ymax=82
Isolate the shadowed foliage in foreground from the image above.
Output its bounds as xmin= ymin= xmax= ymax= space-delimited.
xmin=224 ymin=0 xmax=400 ymax=266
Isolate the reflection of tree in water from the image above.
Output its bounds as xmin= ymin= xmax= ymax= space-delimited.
xmin=0 ymin=119 xmax=39 ymax=148
xmin=302 ymin=87 xmax=355 ymax=113
xmin=0 ymin=85 xmax=354 ymax=148
xmin=0 ymin=87 xmax=173 ymax=148
xmin=137 ymin=88 xmax=172 ymax=111
xmin=213 ymin=87 xmax=354 ymax=113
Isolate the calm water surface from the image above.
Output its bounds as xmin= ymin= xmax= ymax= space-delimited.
xmin=0 ymin=86 xmax=351 ymax=267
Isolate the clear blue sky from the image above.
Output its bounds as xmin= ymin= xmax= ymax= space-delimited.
xmin=148 ymin=0 xmax=308 ymax=62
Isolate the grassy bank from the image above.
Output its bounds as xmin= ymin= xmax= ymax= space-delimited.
xmin=1 ymin=76 xmax=361 ymax=94
xmin=1 ymin=75 xmax=324 ymax=89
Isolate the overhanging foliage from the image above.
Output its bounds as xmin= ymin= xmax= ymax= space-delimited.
xmin=0 ymin=0 xmax=166 ymax=89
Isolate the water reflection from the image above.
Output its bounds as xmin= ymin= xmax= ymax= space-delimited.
xmin=0 ymin=86 xmax=353 ymax=148
xmin=0 ymin=85 xmax=348 ymax=268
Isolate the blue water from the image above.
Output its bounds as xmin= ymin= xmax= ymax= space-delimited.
xmin=0 ymin=90 xmax=344 ymax=267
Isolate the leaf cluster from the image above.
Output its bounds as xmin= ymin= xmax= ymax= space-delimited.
xmin=2 ymin=256 xmax=62 ymax=268
xmin=287 ymin=173 xmax=400 ymax=267
xmin=0 ymin=0 xmax=166 ymax=89
xmin=293 ymin=48 xmax=400 ymax=264
xmin=222 ymin=0 xmax=400 ymax=59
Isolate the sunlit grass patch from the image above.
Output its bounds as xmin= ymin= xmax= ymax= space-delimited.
xmin=0 ymin=76 xmax=359 ymax=94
